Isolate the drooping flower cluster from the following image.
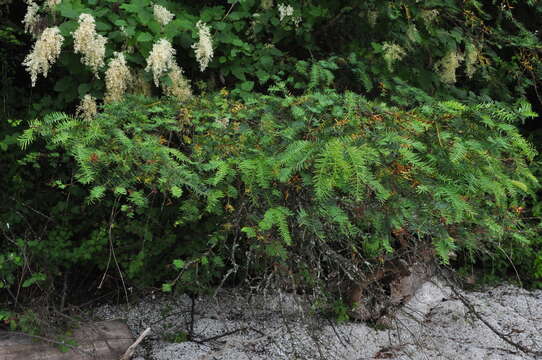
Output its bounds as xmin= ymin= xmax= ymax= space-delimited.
xmin=72 ymin=13 xmax=107 ymax=75
xmin=22 ymin=0 xmax=40 ymax=36
xmin=153 ymin=4 xmax=175 ymax=26
xmin=434 ymin=50 xmax=463 ymax=84
xmin=76 ymin=94 xmax=98 ymax=121
xmin=23 ymin=27 xmax=64 ymax=86
xmin=104 ymin=52 xmax=132 ymax=103
xmin=382 ymin=42 xmax=407 ymax=71
xmin=192 ymin=21 xmax=213 ymax=72
xmin=162 ymin=63 xmax=192 ymax=102
xmin=145 ymin=39 xmax=176 ymax=86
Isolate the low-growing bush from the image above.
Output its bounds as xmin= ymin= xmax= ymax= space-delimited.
xmin=10 ymin=90 xmax=539 ymax=299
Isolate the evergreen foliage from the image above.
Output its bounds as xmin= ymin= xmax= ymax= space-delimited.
xmin=17 ymin=91 xmax=539 ymax=293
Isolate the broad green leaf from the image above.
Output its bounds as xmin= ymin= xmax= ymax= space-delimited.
xmin=240 ymin=81 xmax=254 ymax=91
xmin=137 ymin=32 xmax=153 ymax=42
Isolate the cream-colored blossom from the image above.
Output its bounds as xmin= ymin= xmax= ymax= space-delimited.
xmin=23 ymin=26 xmax=64 ymax=86
xmin=464 ymin=43 xmax=479 ymax=79
xmin=46 ymin=0 xmax=61 ymax=9
xmin=23 ymin=1 xmax=40 ymax=36
xmin=277 ymin=3 xmax=300 ymax=27
xmin=434 ymin=50 xmax=463 ymax=84
xmin=72 ymin=13 xmax=107 ymax=75
xmin=145 ymin=38 xmax=176 ymax=86
xmin=76 ymin=94 xmax=97 ymax=121
xmin=153 ymin=4 xmax=174 ymax=26
xmin=162 ymin=63 xmax=192 ymax=101
xmin=278 ymin=3 xmax=293 ymax=21
xmin=192 ymin=21 xmax=213 ymax=72
xmin=104 ymin=52 xmax=132 ymax=103
xmin=382 ymin=42 xmax=406 ymax=71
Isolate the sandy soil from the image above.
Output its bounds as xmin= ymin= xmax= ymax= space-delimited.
xmin=92 ymin=279 xmax=542 ymax=360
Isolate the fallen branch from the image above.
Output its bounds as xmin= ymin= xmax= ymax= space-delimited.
xmin=445 ymin=280 xmax=542 ymax=357
xmin=119 ymin=327 xmax=151 ymax=360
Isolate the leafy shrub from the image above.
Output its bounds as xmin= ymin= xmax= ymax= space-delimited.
xmin=15 ymin=90 xmax=538 ymax=294
xmin=2 ymin=0 xmax=542 ymax=330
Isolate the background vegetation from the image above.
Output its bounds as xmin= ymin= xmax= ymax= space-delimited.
xmin=1 ymin=0 xmax=542 ymax=329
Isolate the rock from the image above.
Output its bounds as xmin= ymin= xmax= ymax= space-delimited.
xmin=390 ymin=262 xmax=432 ymax=305
xmin=426 ymin=299 xmax=467 ymax=326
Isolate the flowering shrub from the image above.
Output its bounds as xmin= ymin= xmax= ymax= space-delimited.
xmin=13 ymin=0 xmax=542 ymax=114
xmin=19 ymin=1 xmax=203 ymax=105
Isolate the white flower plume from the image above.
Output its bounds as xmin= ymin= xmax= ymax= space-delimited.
xmin=145 ymin=38 xmax=176 ymax=86
xmin=192 ymin=21 xmax=213 ymax=72
xmin=22 ymin=1 xmax=40 ymax=36
xmin=76 ymin=94 xmax=98 ymax=121
xmin=163 ymin=63 xmax=192 ymax=101
xmin=72 ymin=13 xmax=107 ymax=75
xmin=153 ymin=4 xmax=175 ymax=26
xmin=23 ymin=26 xmax=64 ymax=86
xmin=46 ymin=0 xmax=61 ymax=9
xmin=105 ymin=52 xmax=132 ymax=103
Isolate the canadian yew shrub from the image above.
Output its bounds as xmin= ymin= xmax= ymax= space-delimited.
xmin=18 ymin=90 xmax=539 ymax=293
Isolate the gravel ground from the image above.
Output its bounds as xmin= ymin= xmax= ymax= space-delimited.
xmin=91 ymin=279 xmax=542 ymax=360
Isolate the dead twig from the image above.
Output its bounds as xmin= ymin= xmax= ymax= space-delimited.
xmin=98 ymin=197 xmax=129 ymax=304
xmin=193 ymin=327 xmax=248 ymax=344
